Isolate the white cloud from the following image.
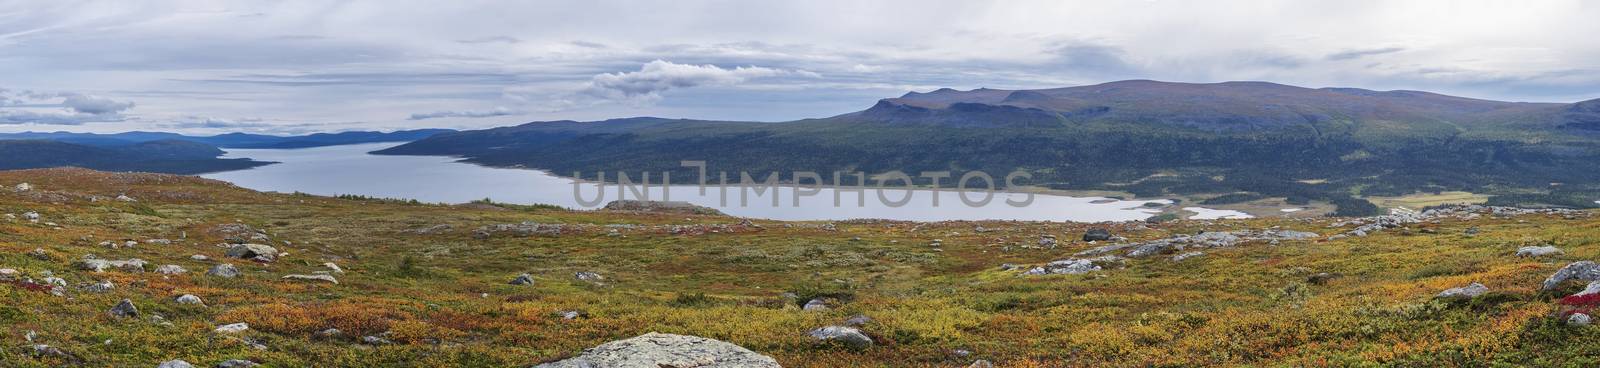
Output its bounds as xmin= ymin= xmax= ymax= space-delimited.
xmin=0 ymin=89 xmax=134 ymax=125
xmin=581 ymin=60 xmax=819 ymax=103
xmin=408 ymin=107 xmax=518 ymax=120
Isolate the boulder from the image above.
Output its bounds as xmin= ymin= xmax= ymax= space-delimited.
xmin=1082 ymin=228 xmax=1113 ymax=242
xmin=802 ymin=298 xmax=830 ymax=311
xmin=76 ymin=256 xmax=148 ymax=273
xmin=175 ymin=294 xmax=205 ymax=306
xmin=1437 ymin=282 xmax=1489 ymax=299
xmin=157 ymin=359 xmax=194 ymax=368
xmin=23 ymin=211 xmax=40 ymax=221
xmin=1569 ymin=313 xmax=1593 ymax=327
xmin=83 ymin=280 xmax=115 ymax=293
xmin=808 ymin=326 xmax=872 ymax=349
xmin=110 ymin=299 xmax=139 ymax=318
xmin=282 ymin=274 xmax=338 ymax=284
xmin=207 ymin=264 xmax=241 ymax=278
xmin=225 ymin=244 xmax=278 ymax=262
xmin=575 ymin=271 xmax=605 ymax=283
xmin=1022 ymin=256 xmax=1125 ymax=276
xmin=534 ymin=332 xmax=779 ymax=368
xmin=214 ymin=360 xmax=260 ymax=368
xmin=1543 ymin=261 xmax=1600 ymax=291
xmin=510 ymin=273 xmax=535 ymax=285
xmin=15 ymin=182 xmax=32 ymax=192
xmin=155 ymin=265 xmax=188 ymax=275
xmin=214 ymin=323 xmax=250 ymax=334
xmin=1516 ymin=246 xmax=1563 ymax=257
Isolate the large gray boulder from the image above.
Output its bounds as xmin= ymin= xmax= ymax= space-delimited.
xmin=1516 ymin=246 xmax=1563 ymax=258
xmin=225 ymin=244 xmax=278 ymax=262
xmin=808 ymin=326 xmax=872 ymax=349
xmin=207 ymin=264 xmax=241 ymax=278
xmin=1436 ymin=282 xmax=1489 ymax=299
xmin=534 ymin=332 xmax=779 ymax=368
xmin=1544 ymin=261 xmax=1600 ymax=291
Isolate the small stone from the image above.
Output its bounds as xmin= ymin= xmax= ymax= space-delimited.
xmin=316 ymin=328 xmax=343 ymax=337
xmin=510 ymin=273 xmax=535 ymax=285
xmin=0 ymin=268 xmax=17 ymax=281
xmin=1437 ymin=282 xmax=1489 ymax=299
xmin=560 ymin=310 xmax=587 ymax=320
xmin=157 ymin=359 xmax=194 ymax=368
xmin=281 ymin=274 xmax=338 ymax=284
xmin=808 ymin=326 xmax=872 ymax=349
xmin=191 ymin=254 xmax=209 ymax=261
xmin=575 ymin=271 xmax=604 ymax=283
xmin=1307 ymin=272 xmax=1343 ymax=285
xmin=83 ymin=280 xmax=115 ymax=293
xmin=362 ymin=335 xmax=393 ymax=345
xmin=1515 ymin=246 xmax=1562 ymax=258
xmin=28 ymin=248 xmax=51 ymax=260
xmin=214 ymin=359 xmax=260 ymax=368
xmin=155 ymin=265 xmax=188 ymax=275
xmin=175 ymin=294 xmax=205 ymax=306
xmin=207 ymin=264 xmax=241 ymax=278
xmin=1171 ymin=251 xmax=1204 ymax=262
xmin=802 ymin=298 xmax=830 ymax=311
xmin=323 ymin=262 xmax=345 ymax=273
xmin=110 ymin=299 xmax=139 ymax=318
xmin=1083 ymin=228 xmax=1113 ymax=242
xmin=214 ymin=323 xmax=250 ymax=334
xmin=968 ymin=360 xmax=995 ymax=368
xmin=15 ymin=182 xmax=33 ymax=192
xmin=843 ymin=314 xmax=872 ymax=326
xmin=1569 ymin=313 xmax=1593 ymax=327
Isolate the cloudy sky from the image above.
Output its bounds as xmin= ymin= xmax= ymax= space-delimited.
xmin=2 ymin=0 xmax=1598 ymax=134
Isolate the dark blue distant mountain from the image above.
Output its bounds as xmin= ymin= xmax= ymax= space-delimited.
xmin=0 ymin=129 xmax=455 ymax=149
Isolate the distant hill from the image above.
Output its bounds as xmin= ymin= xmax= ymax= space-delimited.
xmin=0 ymin=129 xmax=455 ymax=149
xmin=0 ymin=139 xmax=269 ymax=174
xmin=379 ymin=80 xmax=1600 ymax=214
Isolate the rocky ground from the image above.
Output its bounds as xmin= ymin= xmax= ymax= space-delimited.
xmin=3 ymin=168 xmax=1600 ymax=367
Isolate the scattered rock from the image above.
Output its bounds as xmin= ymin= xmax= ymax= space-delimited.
xmin=28 ymin=248 xmax=51 ymax=260
xmin=808 ymin=326 xmax=873 ymax=349
xmin=316 ymin=328 xmax=343 ymax=338
xmin=0 ymin=268 xmax=17 ymax=281
xmin=803 ymin=298 xmax=830 ymax=311
xmin=83 ymin=280 xmax=115 ymax=293
xmin=1543 ymin=261 xmax=1600 ymax=291
xmin=155 ymin=265 xmax=188 ymax=275
xmin=191 ymin=254 xmax=210 ymax=261
xmin=23 ymin=211 xmax=41 ymax=221
xmin=968 ymin=360 xmax=995 ymax=368
xmin=533 ymin=332 xmax=779 ymax=368
xmin=1569 ymin=313 xmax=1593 ymax=327
xmin=323 ymin=262 xmax=345 ymax=273
xmin=214 ymin=323 xmax=250 ymax=334
xmin=1171 ymin=251 xmax=1204 ymax=262
xmin=175 ymin=294 xmax=205 ymax=306
xmin=15 ymin=182 xmax=33 ymax=192
xmin=115 ymin=194 xmax=137 ymax=202
xmin=510 ymin=273 xmax=535 ymax=286
xmin=282 ymin=274 xmax=338 ymax=284
xmin=214 ymin=359 xmax=260 ymax=368
xmin=1038 ymin=235 xmax=1058 ymax=248
xmin=575 ymin=271 xmax=604 ymax=283
xmin=110 ymin=299 xmax=139 ymax=318
xmin=158 ymin=359 xmax=194 ymax=368
xmin=225 ymin=244 xmax=279 ymax=263
xmin=362 ymin=335 xmax=393 ymax=345
xmin=207 ymin=264 xmax=241 ymax=278
xmin=1082 ymin=228 xmax=1113 ymax=242
xmin=1022 ymin=256 xmax=1126 ymax=276
xmin=1437 ymin=282 xmax=1489 ymax=299
xmin=76 ymin=256 xmax=148 ymax=273
xmin=1516 ymin=246 xmax=1563 ymax=258
xmin=560 ymin=310 xmax=588 ymax=320
xmin=843 ymin=315 xmax=872 ymax=326
xmin=409 ymin=224 xmax=453 ymax=235
xmin=29 ymin=344 xmax=82 ymax=364
xmin=601 ymin=200 xmax=726 ymax=215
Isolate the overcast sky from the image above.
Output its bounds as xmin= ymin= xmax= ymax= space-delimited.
xmin=2 ymin=0 xmax=1598 ymax=134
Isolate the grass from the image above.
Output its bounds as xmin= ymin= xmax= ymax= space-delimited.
xmin=1369 ymin=191 xmax=1491 ymax=210
xmin=2 ymin=168 xmax=1599 ymax=367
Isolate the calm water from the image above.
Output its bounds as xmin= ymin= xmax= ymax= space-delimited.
xmin=202 ymin=143 xmax=1244 ymax=222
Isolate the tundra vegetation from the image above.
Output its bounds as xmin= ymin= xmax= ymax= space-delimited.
xmin=2 ymin=168 xmax=1599 ymax=367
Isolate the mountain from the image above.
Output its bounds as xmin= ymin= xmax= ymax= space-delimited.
xmin=0 ymin=139 xmax=269 ymax=174
xmin=0 ymin=129 xmax=455 ymax=149
xmin=379 ymin=80 xmax=1600 ymax=214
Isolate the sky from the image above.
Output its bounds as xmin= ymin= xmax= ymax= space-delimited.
xmin=1 ymin=0 xmax=1598 ymax=135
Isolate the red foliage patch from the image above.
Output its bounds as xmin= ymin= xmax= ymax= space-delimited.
xmin=4 ymin=279 xmax=57 ymax=293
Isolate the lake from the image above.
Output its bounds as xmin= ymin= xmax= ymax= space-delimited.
xmin=202 ymin=143 xmax=1251 ymax=222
